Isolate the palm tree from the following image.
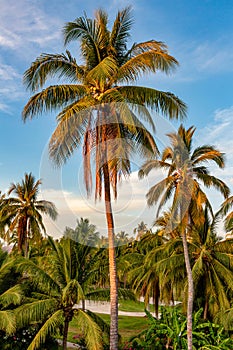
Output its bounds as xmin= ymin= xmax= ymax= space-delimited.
xmin=64 ymin=217 xmax=100 ymax=246
xmin=0 ymin=173 xmax=57 ymax=257
xmin=190 ymin=207 xmax=233 ymax=320
xmin=218 ymin=195 xmax=233 ymax=236
xmin=22 ymin=7 xmax=186 ymax=349
xmin=139 ymin=124 xmax=230 ymax=350
xmin=15 ymin=237 xmax=110 ymax=350
xmin=133 ymin=221 xmax=150 ymax=240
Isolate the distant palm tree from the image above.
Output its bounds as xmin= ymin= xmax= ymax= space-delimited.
xmin=139 ymin=125 xmax=229 ymax=350
xmin=22 ymin=7 xmax=186 ymax=349
xmin=0 ymin=173 xmax=57 ymax=257
xmin=64 ymin=217 xmax=100 ymax=246
xmin=15 ymin=237 xmax=110 ymax=350
xmin=133 ymin=221 xmax=150 ymax=240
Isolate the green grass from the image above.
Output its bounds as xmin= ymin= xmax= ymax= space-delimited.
xmin=97 ymin=313 xmax=148 ymax=342
xmin=67 ymin=314 xmax=148 ymax=344
xmin=118 ymin=299 xmax=155 ymax=312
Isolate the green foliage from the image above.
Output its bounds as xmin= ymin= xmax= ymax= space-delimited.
xmin=0 ymin=325 xmax=58 ymax=350
xmin=127 ymin=308 xmax=233 ymax=349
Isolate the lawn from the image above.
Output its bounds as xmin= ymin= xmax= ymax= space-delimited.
xmin=66 ymin=313 xmax=148 ymax=345
xmin=118 ymin=299 xmax=155 ymax=313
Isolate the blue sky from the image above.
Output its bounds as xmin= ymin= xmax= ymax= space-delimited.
xmin=0 ymin=0 xmax=233 ymax=237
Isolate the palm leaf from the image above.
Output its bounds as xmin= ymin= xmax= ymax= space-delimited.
xmin=74 ymin=309 xmax=103 ymax=350
xmin=0 ymin=310 xmax=15 ymax=334
xmin=23 ymin=84 xmax=87 ymax=120
xmin=23 ymin=52 xmax=83 ymax=91
xmin=27 ymin=309 xmax=63 ymax=350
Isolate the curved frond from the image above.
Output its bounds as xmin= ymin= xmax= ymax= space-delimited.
xmin=74 ymin=309 xmax=103 ymax=350
xmin=110 ymin=6 xmax=133 ymax=56
xmin=117 ymin=86 xmax=187 ymax=119
xmin=0 ymin=310 xmax=15 ymax=334
xmin=23 ymin=85 xmax=87 ymax=121
xmin=0 ymin=284 xmax=23 ymax=307
xmin=27 ymin=309 xmax=63 ymax=350
xmin=23 ymin=52 xmax=83 ymax=91
xmin=15 ymin=299 xmax=58 ymax=328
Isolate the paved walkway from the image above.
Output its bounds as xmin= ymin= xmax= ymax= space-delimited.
xmin=81 ymin=300 xmax=147 ymax=317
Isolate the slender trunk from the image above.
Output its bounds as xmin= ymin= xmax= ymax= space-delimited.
xmin=62 ymin=318 xmax=69 ymax=350
xmin=24 ymin=216 xmax=29 ymax=258
xmin=203 ymin=298 xmax=208 ymax=320
xmin=154 ymin=278 xmax=160 ymax=318
xmin=82 ymin=299 xmax=85 ymax=311
xmin=181 ymin=227 xmax=193 ymax=350
xmin=103 ymin=163 xmax=118 ymax=350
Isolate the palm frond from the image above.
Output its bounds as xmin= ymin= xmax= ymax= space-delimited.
xmin=0 ymin=284 xmax=23 ymax=307
xmin=117 ymin=86 xmax=187 ymax=119
xmin=27 ymin=309 xmax=63 ymax=350
xmin=0 ymin=310 xmax=15 ymax=334
xmin=15 ymin=298 xmax=58 ymax=328
xmin=23 ymin=85 xmax=87 ymax=120
xmin=23 ymin=52 xmax=83 ymax=91
xmin=63 ymin=13 xmax=102 ymax=66
xmin=110 ymin=6 xmax=133 ymax=56
xmin=74 ymin=309 xmax=103 ymax=350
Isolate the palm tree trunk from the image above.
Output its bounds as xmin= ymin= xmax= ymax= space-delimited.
xmin=181 ymin=227 xmax=193 ymax=350
xmin=154 ymin=279 xmax=160 ymax=318
xmin=103 ymin=163 xmax=118 ymax=350
xmin=203 ymin=298 xmax=208 ymax=320
xmin=62 ymin=318 xmax=69 ymax=350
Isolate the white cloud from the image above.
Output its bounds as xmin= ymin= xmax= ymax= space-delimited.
xmin=0 ymin=0 xmax=62 ymax=53
xmin=39 ymin=168 xmax=165 ymax=238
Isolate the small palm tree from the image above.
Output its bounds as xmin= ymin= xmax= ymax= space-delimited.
xmin=15 ymin=237 xmax=110 ymax=350
xmin=0 ymin=173 xmax=58 ymax=256
xmin=139 ymin=125 xmax=230 ymax=350
xmin=22 ymin=8 xmax=186 ymax=349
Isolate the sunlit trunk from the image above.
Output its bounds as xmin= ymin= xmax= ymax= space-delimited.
xmin=182 ymin=224 xmax=193 ymax=350
xmin=103 ymin=163 xmax=118 ymax=350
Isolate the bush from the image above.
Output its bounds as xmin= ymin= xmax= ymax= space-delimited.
xmin=127 ymin=307 xmax=233 ymax=349
xmin=0 ymin=325 xmax=58 ymax=350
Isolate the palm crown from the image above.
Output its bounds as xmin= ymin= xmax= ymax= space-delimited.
xmin=22 ymin=7 xmax=186 ymax=199
xmin=0 ymin=173 xmax=57 ymax=255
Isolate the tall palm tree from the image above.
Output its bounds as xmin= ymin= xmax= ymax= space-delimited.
xmin=0 ymin=173 xmax=57 ymax=257
xmin=22 ymin=7 xmax=186 ymax=349
xmin=15 ymin=237 xmax=110 ymax=350
xmin=139 ymin=124 xmax=230 ymax=350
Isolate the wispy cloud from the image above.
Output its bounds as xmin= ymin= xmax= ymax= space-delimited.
xmin=0 ymin=0 xmax=62 ymax=53
xmin=194 ymin=106 xmax=233 ymax=212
